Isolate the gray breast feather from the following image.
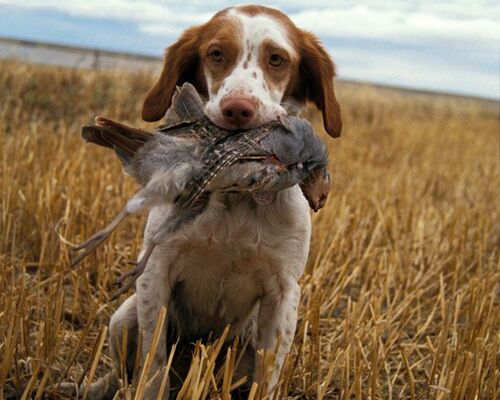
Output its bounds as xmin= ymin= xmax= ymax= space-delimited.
xmin=74 ymin=83 xmax=330 ymax=295
xmin=132 ymin=135 xmax=201 ymax=187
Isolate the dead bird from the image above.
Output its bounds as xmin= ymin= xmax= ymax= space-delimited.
xmin=72 ymin=83 xmax=330 ymax=296
xmin=245 ymin=115 xmax=331 ymax=210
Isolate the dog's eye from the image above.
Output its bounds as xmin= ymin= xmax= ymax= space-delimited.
xmin=209 ymin=49 xmax=223 ymax=63
xmin=269 ymin=54 xmax=285 ymax=67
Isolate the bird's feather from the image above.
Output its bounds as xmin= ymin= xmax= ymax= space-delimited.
xmin=81 ymin=117 xmax=152 ymax=166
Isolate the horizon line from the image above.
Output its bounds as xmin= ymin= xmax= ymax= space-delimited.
xmin=0 ymin=35 xmax=496 ymax=103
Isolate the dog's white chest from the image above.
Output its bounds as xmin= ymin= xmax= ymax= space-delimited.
xmin=144 ymin=186 xmax=311 ymax=339
xmin=169 ymin=242 xmax=263 ymax=337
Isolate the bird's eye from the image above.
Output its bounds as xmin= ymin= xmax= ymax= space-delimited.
xmin=209 ymin=49 xmax=223 ymax=63
xmin=269 ymin=54 xmax=285 ymax=67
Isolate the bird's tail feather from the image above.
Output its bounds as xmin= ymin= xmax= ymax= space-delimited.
xmin=81 ymin=116 xmax=153 ymax=165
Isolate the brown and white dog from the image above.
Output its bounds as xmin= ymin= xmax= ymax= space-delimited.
xmin=76 ymin=5 xmax=341 ymax=399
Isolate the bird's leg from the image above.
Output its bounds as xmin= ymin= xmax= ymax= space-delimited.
xmin=112 ymin=241 xmax=156 ymax=299
xmin=71 ymin=191 xmax=148 ymax=267
xmin=70 ymin=207 xmax=129 ymax=267
xmin=113 ymin=204 xmax=206 ymax=298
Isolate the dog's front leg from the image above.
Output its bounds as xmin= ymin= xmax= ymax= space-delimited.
xmin=136 ymin=244 xmax=173 ymax=400
xmin=255 ymin=278 xmax=301 ymax=392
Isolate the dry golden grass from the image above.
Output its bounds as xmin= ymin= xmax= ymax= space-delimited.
xmin=0 ymin=60 xmax=498 ymax=399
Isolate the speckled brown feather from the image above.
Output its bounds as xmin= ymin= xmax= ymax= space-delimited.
xmin=74 ymin=83 xmax=330 ymax=294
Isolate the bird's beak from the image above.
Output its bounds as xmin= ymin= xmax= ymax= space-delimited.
xmin=308 ymin=194 xmax=327 ymax=212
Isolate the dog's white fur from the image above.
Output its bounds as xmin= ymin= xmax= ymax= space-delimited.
xmin=152 ymin=190 xmax=307 ymax=387
xmin=100 ymin=173 xmax=310 ymax=398
xmin=69 ymin=5 xmax=343 ymax=399
xmin=204 ymin=9 xmax=297 ymax=129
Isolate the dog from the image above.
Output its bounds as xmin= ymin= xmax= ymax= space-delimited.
xmin=73 ymin=5 xmax=341 ymax=399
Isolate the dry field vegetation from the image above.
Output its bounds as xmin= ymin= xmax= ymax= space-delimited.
xmin=0 ymin=60 xmax=498 ymax=400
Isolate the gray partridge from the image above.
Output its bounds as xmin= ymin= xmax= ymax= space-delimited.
xmin=72 ymin=83 xmax=330 ymax=296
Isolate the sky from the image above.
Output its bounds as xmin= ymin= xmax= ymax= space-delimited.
xmin=0 ymin=1 xmax=498 ymax=99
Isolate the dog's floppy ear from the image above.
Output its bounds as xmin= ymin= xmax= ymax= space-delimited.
xmin=142 ymin=26 xmax=206 ymax=122
xmin=293 ymin=31 xmax=342 ymax=138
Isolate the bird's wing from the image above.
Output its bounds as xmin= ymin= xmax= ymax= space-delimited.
xmin=81 ymin=116 xmax=153 ymax=165
xmin=171 ymin=82 xmax=206 ymax=121
xmin=156 ymin=83 xmax=208 ymax=134
xmin=180 ymin=122 xmax=280 ymax=208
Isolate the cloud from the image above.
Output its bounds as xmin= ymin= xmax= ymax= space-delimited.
xmin=0 ymin=0 xmax=498 ymax=97
xmin=290 ymin=3 xmax=500 ymax=51
xmin=331 ymin=45 xmax=496 ymax=97
xmin=1 ymin=0 xmax=499 ymax=52
xmin=0 ymin=0 xmax=211 ymax=38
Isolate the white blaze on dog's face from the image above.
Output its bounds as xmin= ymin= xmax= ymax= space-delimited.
xmin=203 ymin=9 xmax=298 ymax=129
xmin=141 ymin=5 xmax=343 ymax=138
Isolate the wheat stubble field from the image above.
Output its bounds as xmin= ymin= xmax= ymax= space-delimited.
xmin=0 ymin=60 xmax=498 ymax=399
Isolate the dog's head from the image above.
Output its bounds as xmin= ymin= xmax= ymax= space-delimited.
xmin=142 ymin=5 xmax=342 ymax=138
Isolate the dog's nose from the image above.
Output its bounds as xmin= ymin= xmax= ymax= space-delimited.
xmin=221 ymin=97 xmax=256 ymax=128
